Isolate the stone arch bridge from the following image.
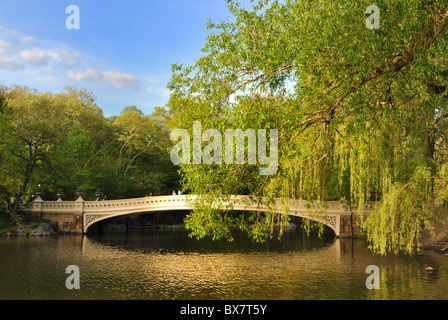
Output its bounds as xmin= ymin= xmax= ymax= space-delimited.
xmin=22 ymin=195 xmax=375 ymax=237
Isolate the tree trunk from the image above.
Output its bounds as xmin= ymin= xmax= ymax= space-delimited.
xmin=10 ymin=149 xmax=37 ymax=224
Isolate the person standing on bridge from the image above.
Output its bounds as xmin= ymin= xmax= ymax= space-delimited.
xmin=178 ymin=190 xmax=182 ymax=195
xmin=172 ymin=190 xmax=176 ymax=195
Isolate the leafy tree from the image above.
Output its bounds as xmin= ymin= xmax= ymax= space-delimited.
xmin=111 ymin=105 xmax=180 ymax=197
xmin=0 ymin=86 xmax=65 ymax=221
xmin=0 ymin=81 xmax=181 ymax=227
xmin=167 ymin=0 xmax=448 ymax=254
xmin=45 ymin=125 xmax=97 ymax=199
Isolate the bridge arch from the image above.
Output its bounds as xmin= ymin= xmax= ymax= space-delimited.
xmin=83 ymin=195 xmax=343 ymax=235
xmin=83 ymin=196 xmax=191 ymax=232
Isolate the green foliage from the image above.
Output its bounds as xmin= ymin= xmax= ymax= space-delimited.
xmin=362 ymin=166 xmax=435 ymax=255
xmin=0 ymin=85 xmax=179 ymax=205
xmin=167 ymin=0 xmax=448 ymax=254
xmin=0 ymin=92 xmax=7 ymax=114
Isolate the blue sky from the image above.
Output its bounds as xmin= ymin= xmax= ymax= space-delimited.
xmin=0 ymin=1 xmax=234 ymax=116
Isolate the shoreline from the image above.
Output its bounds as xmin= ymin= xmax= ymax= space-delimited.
xmin=422 ymin=231 xmax=448 ymax=256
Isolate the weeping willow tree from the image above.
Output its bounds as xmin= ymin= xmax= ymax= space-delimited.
xmin=167 ymin=0 xmax=448 ymax=254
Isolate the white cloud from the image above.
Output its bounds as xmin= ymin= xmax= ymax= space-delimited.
xmin=0 ymin=55 xmax=23 ymax=70
xmin=20 ymin=49 xmax=49 ymax=66
xmin=67 ymin=68 xmax=144 ymax=88
xmin=58 ymin=49 xmax=80 ymax=66
xmin=0 ymin=40 xmax=13 ymax=54
xmin=0 ymin=25 xmax=146 ymax=92
xmin=20 ymin=36 xmax=35 ymax=45
xmin=0 ymin=25 xmax=35 ymax=45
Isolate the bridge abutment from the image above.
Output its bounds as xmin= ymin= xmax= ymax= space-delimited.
xmin=337 ymin=214 xmax=363 ymax=238
xmin=26 ymin=197 xmax=83 ymax=234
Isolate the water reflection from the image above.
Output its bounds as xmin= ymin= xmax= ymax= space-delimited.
xmin=0 ymin=226 xmax=447 ymax=300
xmin=80 ymin=228 xmax=341 ymax=300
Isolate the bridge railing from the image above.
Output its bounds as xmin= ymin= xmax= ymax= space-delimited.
xmin=83 ymin=195 xmax=192 ymax=212
xmin=23 ymin=194 xmax=376 ymax=215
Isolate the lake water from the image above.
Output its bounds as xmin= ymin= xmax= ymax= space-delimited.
xmin=0 ymin=225 xmax=447 ymax=300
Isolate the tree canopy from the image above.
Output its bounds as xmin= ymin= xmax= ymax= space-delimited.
xmin=167 ymin=0 xmax=448 ymax=254
xmin=0 ymin=85 xmax=179 ymax=218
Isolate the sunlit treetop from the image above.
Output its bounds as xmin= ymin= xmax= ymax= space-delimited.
xmin=167 ymin=0 xmax=448 ymax=255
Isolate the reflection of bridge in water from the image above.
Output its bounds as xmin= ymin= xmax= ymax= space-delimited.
xmin=23 ymin=195 xmax=375 ymax=237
